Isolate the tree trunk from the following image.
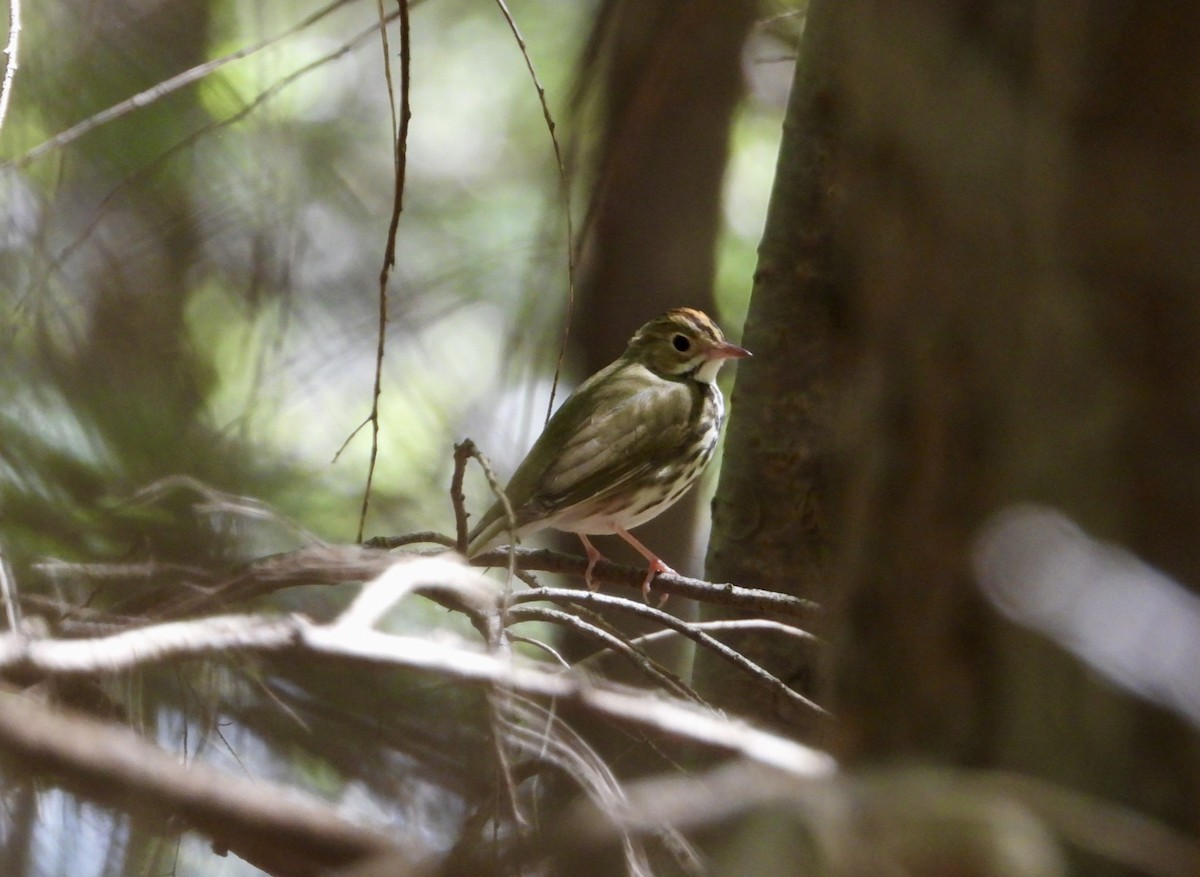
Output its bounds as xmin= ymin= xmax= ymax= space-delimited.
xmin=826 ymin=0 xmax=1200 ymax=842
xmin=572 ymin=0 xmax=757 ymax=582
xmin=697 ymin=0 xmax=838 ymax=734
xmin=703 ymin=0 xmax=1200 ymax=852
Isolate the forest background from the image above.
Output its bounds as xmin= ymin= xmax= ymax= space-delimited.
xmin=1 ymin=1 xmax=1198 ymax=876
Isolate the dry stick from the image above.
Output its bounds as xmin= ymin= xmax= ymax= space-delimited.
xmin=0 ymin=550 xmax=21 ymax=634
xmin=512 ymin=588 xmax=827 ymax=719
xmin=0 ymin=688 xmax=416 ymax=877
xmin=353 ymin=0 xmax=413 ymax=544
xmin=110 ymin=545 xmax=398 ymax=621
xmin=0 ymin=614 xmax=837 ymax=778
xmin=488 ymin=688 xmax=529 ymax=831
xmin=364 ymin=531 xmax=457 ymax=550
xmin=0 ymin=0 xmax=19 ymax=138
xmin=499 ymin=696 xmax=662 ymax=877
xmin=471 ymin=546 xmax=818 ymax=619
xmin=449 ymin=443 xmax=526 ymax=835
xmin=461 ymin=441 xmax=520 ymax=586
xmin=509 ymin=632 xmax=571 ymax=668
xmin=72 ymin=537 xmax=814 ymax=626
xmin=507 ymin=605 xmax=701 ymax=704
xmin=450 ymin=440 xmax=476 ymax=552
xmin=491 ymin=0 xmax=577 ymax=425
xmin=623 ymin=618 xmax=820 ymax=652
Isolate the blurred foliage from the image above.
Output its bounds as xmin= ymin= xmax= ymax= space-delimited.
xmin=0 ymin=0 xmax=784 ymax=556
xmin=0 ymin=0 xmax=790 ymax=873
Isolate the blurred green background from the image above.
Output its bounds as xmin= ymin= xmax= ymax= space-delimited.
xmin=0 ymin=1 xmax=795 ymax=873
xmin=0 ymin=0 xmax=790 ymax=559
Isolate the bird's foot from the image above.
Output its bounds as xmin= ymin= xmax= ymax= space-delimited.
xmin=578 ymin=534 xmax=603 ymax=592
xmin=613 ymin=526 xmax=675 ymax=605
xmin=641 ymin=558 xmax=674 ymax=606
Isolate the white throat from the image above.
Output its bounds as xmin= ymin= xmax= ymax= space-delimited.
xmin=695 ymin=357 xmax=724 ymax=384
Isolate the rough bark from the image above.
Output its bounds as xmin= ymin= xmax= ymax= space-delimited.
xmin=826 ymin=0 xmax=1200 ymax=845
xmin=702 ymin=0 xmax=1200 ymax=850
xmin=698 ymin=0 xmax=838 ymax=733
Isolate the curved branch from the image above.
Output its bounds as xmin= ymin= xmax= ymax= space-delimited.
xmin=474 ymin=547 xmax=819 ymax=617
xmin=60 ymin=540 xmax=816 ymax=624
xmin=0 ymin=611 xmax=836 ymax=778
xmin=0 ymin=688 xmax=421 ymax=877
xmin=506 ymin=604 xmax=701 ymax=703
xmin=511 ymin=588 xmax=827 ymax=719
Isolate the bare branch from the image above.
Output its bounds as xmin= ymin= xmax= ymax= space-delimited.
xmin=0 ymin=610 xmax=836 ymax=778
xmin=0 ymin=613 xmax=302 ymax=674
xmin=112 ymin=544 xmax=400 ymax=620
xmin=354 ymin=0 xmax=414 ymax=544
xmin=0 ymin=0 xmax=20 ymax=138
xmin=0 ymin=546 xmax=21 ymax=633
xmin=474 ymin=546 xmax=819 ymax=619
xmin=507 ymin=604 xmax=700 ymax=703
xmin=0 ymin=689 xmax=423 ymax=877
xmin=623 ymin=618 xmax=820 ymax=651
xmin=512 ymin=587 xmax=827 ymax=719
xmin=450 ymin=440 xmax=474 ymax=552
xmin=63 ymin=539 xmax=816 ymax=627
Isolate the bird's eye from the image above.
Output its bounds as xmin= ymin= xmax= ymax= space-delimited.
xmin=672 ymin=334 xmax=691 ymax=352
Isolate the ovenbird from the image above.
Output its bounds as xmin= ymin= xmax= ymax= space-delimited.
xmin=467 ymin=308 xmax=750 ymax=599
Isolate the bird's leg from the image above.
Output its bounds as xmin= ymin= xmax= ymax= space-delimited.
xmin=577 ymin=534 xmax=604 ymax=591
xmin=614 ymin=526 xmax=675 ymax=604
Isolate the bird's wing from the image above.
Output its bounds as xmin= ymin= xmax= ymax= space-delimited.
xmin=467 ymin=360 xmax=698 ymax=553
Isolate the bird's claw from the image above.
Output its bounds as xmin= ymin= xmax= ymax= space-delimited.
xmin=642 ymin=559 xmax=674 ymax=606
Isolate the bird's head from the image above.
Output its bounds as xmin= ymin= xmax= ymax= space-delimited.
xmin=626 ymin=307 xmax=751 ymax=383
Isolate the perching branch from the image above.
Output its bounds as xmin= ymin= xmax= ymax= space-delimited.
xmin=40 ymin=539 xmax=816 ymax=633
xmin=470 ymin=545 xmax=819 ymax=619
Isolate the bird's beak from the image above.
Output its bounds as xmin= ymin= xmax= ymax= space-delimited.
xmin=709 ymin=341 xmax=752 ymax=360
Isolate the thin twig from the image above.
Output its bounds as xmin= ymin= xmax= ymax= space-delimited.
xmin=624 ymin=619 xmax=820 ymax=651
xmin=0 ymin=0 xmax=20 ymax=138
xmin=0 ymin=612 xmax=838 ymax=778
xmin=462 ymin=442 xmax=519 ymax=587
xmin=78 ymin=539 xmax=816 ymax=622
xmin=364 ymin=531 xmax=457 ymax=550
xmin=512 ymin=588 xmax=827 ymax=718
xmin=472 ymin=546 xmax=819 ymax=619
xmin=4 ymin=0 xmax=360 ymax=170
xmin=451 ymin=441 xmax=476 ymax=552
xmin=26 ymin=12 xmax=401 ymax=316
xmin=510 ymin=633 xmax=570 ymax=668
xmin=488 ymin=689 xmax=529 ymax=830
xmin=491 ymin=0 xmax=577 ymax=425
xmin=0 ymin=549 xmax=21 ymax=634
xmin=354 ymin=0 xmax=413 ymax=544
xmin=501 ymin=696 xmax=662 ymax=877
xmin=0 ymin=688 xmax=413 ymax=876
xmin=507 ymin=605 xmax=700 ymax=703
